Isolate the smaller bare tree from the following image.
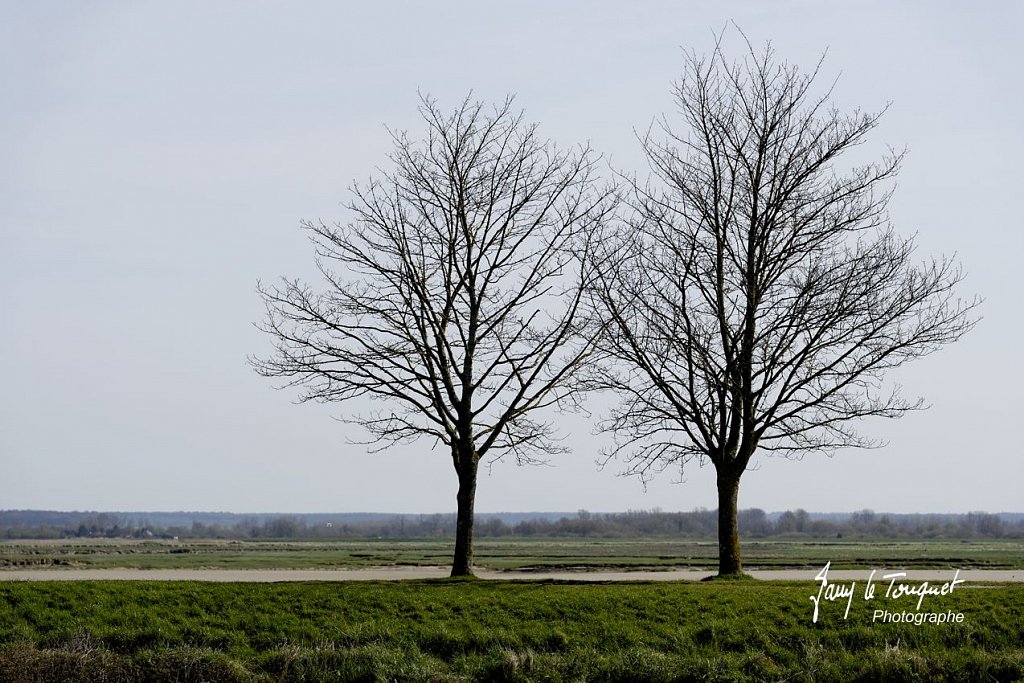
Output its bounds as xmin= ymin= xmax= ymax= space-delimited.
xmin=253 ymin=95 xmax=615 ymax=576
xmin=588 ymin=36 xmax=979 ymax=576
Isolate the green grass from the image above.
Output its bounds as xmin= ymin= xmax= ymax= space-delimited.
xmin=1 ymin=579 xmax=1021 ymax=681
xmin=3 ymin=537 xmax=1023 ymax=571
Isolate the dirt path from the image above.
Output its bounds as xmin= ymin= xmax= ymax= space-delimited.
xmin=2 ymin=567 xmax=1021 ymax=582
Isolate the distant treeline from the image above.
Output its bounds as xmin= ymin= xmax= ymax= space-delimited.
xmin=1 ymin=508 xmax=1021 ymax=540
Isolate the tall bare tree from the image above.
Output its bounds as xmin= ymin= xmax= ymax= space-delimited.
xmin=589 ymin=39 xmax=978 ymax=576
xmin=254 ymin=95 xmax=614 ymax=576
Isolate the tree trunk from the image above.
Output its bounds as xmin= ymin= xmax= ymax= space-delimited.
xmin=451 ymin=459 xmax=478 ymax=577
xmin=716 ymin=470 xmax=743 ymax=576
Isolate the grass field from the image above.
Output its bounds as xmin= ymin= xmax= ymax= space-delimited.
xmin=3 ymin=536 xmax=1023 ymax=571
xmin=0 ymin=579 xmax=1021 ymax=682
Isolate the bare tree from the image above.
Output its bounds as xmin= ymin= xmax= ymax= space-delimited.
xmin=589 ymin=38 xmax=979 ymax=576
xmin=253 ymin=95 xmax=614 ymax=576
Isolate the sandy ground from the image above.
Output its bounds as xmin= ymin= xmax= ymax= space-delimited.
xmin=1 ymin=567 xmax=1021 ymax=582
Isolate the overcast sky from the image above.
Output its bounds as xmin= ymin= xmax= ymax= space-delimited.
xmin=2 ymin=1 xmax=1021 ymax=515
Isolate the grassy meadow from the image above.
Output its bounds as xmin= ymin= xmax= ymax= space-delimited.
xmin=3 ymin=536 xmax=1023 ymax=571
xmin=1 ymin=579 xmax=1022 ymax=682
xmin=2 ymin=538 xmax=1022 ymax=681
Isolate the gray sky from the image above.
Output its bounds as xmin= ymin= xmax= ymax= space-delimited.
xmin=2 ymin=1 xmax=1021 ymax=515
